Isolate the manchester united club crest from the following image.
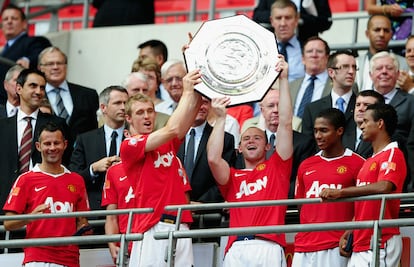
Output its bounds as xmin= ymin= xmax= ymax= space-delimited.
xmin=370 ymin=162 xmax=377 ymax=171
xmin=256 ymin=163 xmax=266 ymax=171
xmin=337 ymin=165 xmax=347 ymax=174
xmin=67 ymin=184 xmax=76 ymax=193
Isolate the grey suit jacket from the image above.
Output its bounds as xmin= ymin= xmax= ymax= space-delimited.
xmin=388 ymin=89 xmax=414 ymax=192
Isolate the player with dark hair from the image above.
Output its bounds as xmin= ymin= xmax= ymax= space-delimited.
xmin=321 ymin=103 xmax=406 ymax=267
xmin=3 ymin=122 xmax=90 ymax=267
xmin=293 ymin=108 xmax=364 ymax=267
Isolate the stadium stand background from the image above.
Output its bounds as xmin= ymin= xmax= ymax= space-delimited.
xmin=0 ymin=0 xmax=372 ymax=95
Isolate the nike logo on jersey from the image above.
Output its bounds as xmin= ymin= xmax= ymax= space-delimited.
xmin=234 ymin=173 xmax=247 ymax=177
xmin=305 ymin=170 xmax=316 ymax=176
xmin=35 ymin=186 xmax=47 ymax=192
xmin=119 ymin=176 xmax=127 ymax=182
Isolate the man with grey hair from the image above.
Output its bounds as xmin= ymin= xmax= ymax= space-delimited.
xmin=357 ymin=14 xmax=408 ymax=91
xmin=69 ymin=85 xmax=129 ymax=210
xmin=38 ymin=46 xmax=99 ymax=139
xmin=0 ymin=64 xmax=24 ymax=118
xmin=155 ymin=59 xmax=187 ymax=115
xmin=370 ymin=51 xmax=414 ymax=192
xmin=122 ymin=71 xmax=150 ymax=96
xmin=122 ymin=71 xmax=169 ymax=130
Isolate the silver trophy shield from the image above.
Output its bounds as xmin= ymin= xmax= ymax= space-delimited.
xmin=184 ymin=15 xmax=280 ymax=106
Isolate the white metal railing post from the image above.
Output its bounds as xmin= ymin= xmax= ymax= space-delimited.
xmin=166 ymin=207 xmax=184 ymax=267
xmin=116 ymin=233 xmax=128 ymax=267
xmin=82 ymin=0 xmax=90 ymax=29
xmin=189 ymin=0 xmax=196 ymax=22
xmin=209 ymin=0 xmax=217 ymax=20
xmin=372 ymin=220 xmax=380 ymax=267
xmin=359 ymin=0 xmax=364 ymax=11
xmin=119 ymin=209 xmax=135 ymax=267
xmin=371 ymin=196 xmax=387 ymax=267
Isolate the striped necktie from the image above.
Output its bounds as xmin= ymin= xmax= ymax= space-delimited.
xmin=54 ymin=88 xmax=69 ymax=122
xmin=19 ymin=116 xmax=32 ymax=173
xmin=297 ymin=76 xmax=316 ymax=118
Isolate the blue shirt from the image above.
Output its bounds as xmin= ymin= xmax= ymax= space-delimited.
xmin=278 ymin=36 xmax=304 ymax=82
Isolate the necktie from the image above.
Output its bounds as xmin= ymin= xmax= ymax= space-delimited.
xmin=19 ymin=116 xmax=32 ymax=173
xmin=356 ymin=133 xmax=363 ymax=151
xmin=336 ymin=97 xmax=345 ymax=113
xmin=297 ymin=76 xmax=316 ymax=118
xmin=54 ymin=88 xmax=69 ymax=122
xmin=266 ymin=133 xmax=275 ymax=160
xmin=184 ymin=129 xmax=195 ymax=179
xmin=108 ymin=131 xmax=118 ymax=156
xmin=279 ymin=42 xmax=289 ymax=62
xmin=2 ymin=42 xmax=10 ymax=56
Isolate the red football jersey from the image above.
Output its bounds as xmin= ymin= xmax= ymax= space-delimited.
xmin=120 ymin=135 xmax=192 ymax=233
xmin=219 ymin=151 xmax=292 ymax=253
xmin=295 ymin=149 xmax=365 ymax=252
xmin=102 ymin=161 xmax=136 ymax=234
xmin=3 ymin=165 xmax=90 ymax=267
xmin=353 ymin=142 xmax=406 ymax=252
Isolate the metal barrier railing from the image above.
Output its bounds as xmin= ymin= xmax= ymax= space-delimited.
xmin=158 ymin=192 xmax=414 ymax=267
xmin=0 ymin=207 xmax=153 ymax=266
xmin=1 ymin=194 xmax=414 ymax=266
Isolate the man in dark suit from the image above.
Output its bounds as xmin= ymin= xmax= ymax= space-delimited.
xmin=370 ymin=51 xmax=414 ymax=192
xmin=241 ymin=88 xmax=316 ymax=198
xmin=0 ymin=68 xmax=71 ymax=213
xmin=252 ymin=0 xmax=332 ymax=44
xmin=289 ymin=37 xmax=331 ymax=119
xmin=38 ymin=46 xmax=99 ymax=140
xmin=92 ymin=0 xmax=154 ymax=27
xmin=268 ymin=0 xmax=304 ymax=82
xmin=69 ymin=86 xmax=128 ymax=210
xmin=302 ymin=50 xmax=358 ymax=150
xmin=353 ymin=90 xmax=385 ymax=159
xmin=0 ymin=4 xmax=51 ymax=104
xmin=177 ymin=97 xmax=235 ymax=204
xmin=0 ymin=64 xmax=24 ymax=118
